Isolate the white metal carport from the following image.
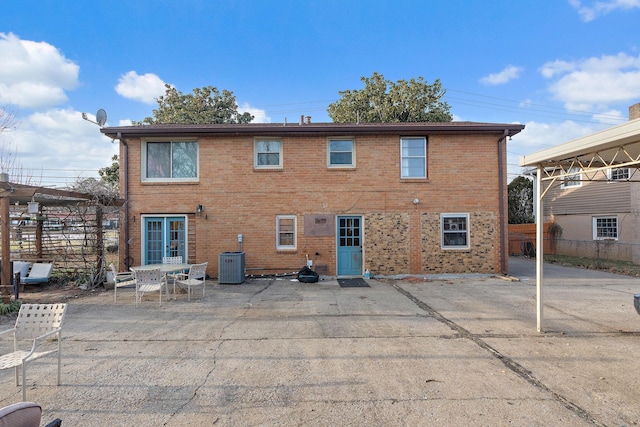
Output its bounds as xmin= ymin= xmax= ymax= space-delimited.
xmin=519 ymin=118 xmax=640 ymax=332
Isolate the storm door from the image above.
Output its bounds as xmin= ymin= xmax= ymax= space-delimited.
xmin=336 ymin=216 xmax=363 ymax=276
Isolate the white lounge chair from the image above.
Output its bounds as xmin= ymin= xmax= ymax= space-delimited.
xmin=20 ymin=263 xmax=53 ymax=285
xmin=0 ymin=304 xmax=67 ymax=401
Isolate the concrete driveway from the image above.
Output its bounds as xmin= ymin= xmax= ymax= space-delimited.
xmin=0 ymin=257 xmax=639 ymax=426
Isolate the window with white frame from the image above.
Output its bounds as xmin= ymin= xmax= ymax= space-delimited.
xmin=276 ymin=215 xmax=296 ymax=249
xmin=593 ymin=216 xmax=618 ymax=240
xmin=255 ymin=139 xmax=282 ymax=168
xmin=561 ymin=167 xmax=582 ymax=188
xmin=441 ymin=214 xmax=469 ymax=249
xmin=400 ymin=137 xmax=427 ymax=179
xmin=327 ymin=138 xmax=354 ymax=167
xmin=609 ymin=167 xmax=630 ymax=181
xmin=143 ymin=141 xmax=198 ymax=181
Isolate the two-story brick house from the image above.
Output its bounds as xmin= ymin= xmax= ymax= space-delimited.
xmin=101 ymin=121 xmax=524 ymax=278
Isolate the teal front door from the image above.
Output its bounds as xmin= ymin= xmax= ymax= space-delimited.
xmin=337 ymin=216 xmax=363 ymax=276
xmin=143 ymin=216 xmax=186 ymax=264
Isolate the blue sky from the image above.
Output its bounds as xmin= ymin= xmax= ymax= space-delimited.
xmin=1 ymin=0 xmax=640 ymax=186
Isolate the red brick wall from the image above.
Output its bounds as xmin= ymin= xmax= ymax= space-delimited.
xmin=120 ymin=132 xmax=504 ymax=276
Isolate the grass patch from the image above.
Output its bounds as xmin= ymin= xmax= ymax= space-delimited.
xmin=544 ymin=254 xmax=640 ymax=277
xmin=0 ymin=301 xmax=21 ymax=316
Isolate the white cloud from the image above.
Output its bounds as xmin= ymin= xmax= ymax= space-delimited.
xmin=480 ymin=65 xmax=523 ymax=86
xmin=508 ymin=119 xmax=611 ymax=180
xmin=569 ymin=0 xmax=640 ymax=22
xmin=239 ymin=103 xmax=271 ymax=123
xmin=115 ymin=71 xmax=167 ymax=104
xmin=4 ymin=108 xmax=117 ymax=186
xmin=0 ymin=33 xmax=79 ymax=109
xmin=540 ymin=52 xmax=640 ymax=111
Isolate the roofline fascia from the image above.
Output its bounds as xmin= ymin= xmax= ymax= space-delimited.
xmin=101 ymin=123 xmax=525 ymax=139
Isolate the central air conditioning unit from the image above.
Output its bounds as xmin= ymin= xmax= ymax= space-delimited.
xmin=218 ymin=252 xmax=245 ymax=284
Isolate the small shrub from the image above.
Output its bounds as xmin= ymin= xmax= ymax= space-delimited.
xmin=0 ymin=301 xmax=21 ymax=316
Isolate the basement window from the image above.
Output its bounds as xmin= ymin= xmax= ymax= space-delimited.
xmin=593 ymin=216 xmax=618 ymax=240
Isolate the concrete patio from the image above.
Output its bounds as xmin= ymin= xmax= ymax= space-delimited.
xmin=0 ymin=257 xmax=639 ymax=426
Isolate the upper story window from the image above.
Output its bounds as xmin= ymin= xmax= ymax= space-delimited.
xmin=143 ymin=141 xmax=198 ymax=182
xmin=593 ymin=216 xmax=618 ymax=240
xmin=609 ymin=167 xmax=630 ymax=181
xmin=561 ymin=167 xmax=582 ymax=188
xmin=327 ymin=138 xmax=355 ymax=167
xmin=255 ymin=139 xmax=282 ymax=169
xmin=400 ymin=137 xmax=427 ymax=179
xmin=441 ymin=213 xmax=470 ymax=249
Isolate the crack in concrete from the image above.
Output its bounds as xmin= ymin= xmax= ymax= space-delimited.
xmin=392 ymin=283 xmax=606 ymax=427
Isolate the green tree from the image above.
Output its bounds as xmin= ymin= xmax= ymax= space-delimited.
xmin=328 ymin=72 xmax=453 ymax=123
xmin=98 ymin=154 xmax=119 ymax=190
xmin=139 ymin=84 xmax=254 ymax=124
xmin=508 ymin=176 xmax=534 ymax=224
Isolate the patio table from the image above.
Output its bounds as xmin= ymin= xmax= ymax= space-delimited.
xmin=130 ymin=263 xmax=191 ymax=300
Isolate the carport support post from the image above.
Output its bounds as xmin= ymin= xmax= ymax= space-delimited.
xmin=1 ymin=196 xmax=10 ymax=303
xmin=536 ymin=165 xmax=544 ymax=332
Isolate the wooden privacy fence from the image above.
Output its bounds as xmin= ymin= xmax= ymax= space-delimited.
xmin=508 ymin=222 xmax=557 ymax=256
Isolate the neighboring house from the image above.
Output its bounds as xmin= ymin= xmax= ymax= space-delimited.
xmin=101 ymin=121 xmax=524 ymax=278
xmin=521 ymin=103 xmax=640 ymax=264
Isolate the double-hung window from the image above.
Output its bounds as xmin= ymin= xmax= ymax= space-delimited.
xmin=327 ymin=138 xmax=355 ymax=167
xmin=441 ymin=213 xmax=470 ymax=249
xmin=143 ymin=141 xmax=198 ymax=182
xmin=276 ymin=215 xmax=296 ymax=249
xmin=609 ymin=167 xmax=630 ymax=181
xmin=593 ymin=216 xmax=618 ymax=240
xmin=561 ymin=167 xmax=582 ymax=188
xmin=400 ymin=137 xmax=427 ymax=179
xmin=255 ymin=139 xmax=282 ymax=168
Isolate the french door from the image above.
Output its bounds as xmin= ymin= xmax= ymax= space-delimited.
xmin=143 ymin=216 xmax=186 ymax=265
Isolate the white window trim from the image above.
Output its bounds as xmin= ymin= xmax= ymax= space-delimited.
xmin=326 ymin=137 xmax=355 ymax=168
xmin=592 ymin=216 xmax=618 ymax=240
xmin=276 ymin=215 xmax=297 ymax=250
xmin=441 ymin=213 xmax=470 ymax=250
xmin=254 ymin=138 xmax=283 ymax=169
xmin=400 ymin=137 xmax=427 ymax=179
xmin=561 ymin=167 xmax=582 ymax=188
xmin=141 ymin=139 xmax=199 ymax=183
xmin=607 ymin=167 xmax=630 ymax=181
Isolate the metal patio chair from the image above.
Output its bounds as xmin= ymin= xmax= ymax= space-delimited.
xmin=0 ymin=303 xmax=67 ymax=401
xmin=174 ymin=262 xmax=208 ymax=301
xmin=134 ymin=268 xmax=168 ymax=307
xmin=111 ymin=263 xmax=136 ymax=303
xmin=162 ymin=256 xmax=184 ymax=284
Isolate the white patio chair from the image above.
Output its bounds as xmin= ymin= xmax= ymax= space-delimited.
xmin=111 ymin=263 xmax=136 ymax=303
xmin=134 ymin=268 xmax=168 ymax=307
xmin=162 ymin=256 xmax=184 ymax=284
xmin=174 ymin=262 xmax=208 ymax=301
xmin=0 ymin=303 xmax=67 ymax=401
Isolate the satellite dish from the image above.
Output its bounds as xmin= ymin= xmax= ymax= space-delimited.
xmin=96 ymin=109 xmax=107 ymax=127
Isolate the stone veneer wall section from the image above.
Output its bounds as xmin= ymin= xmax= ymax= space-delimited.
xmin=364 ymin=213 xmax=410 ymax=275
xmin=421 ymin=212 xmax=497 ymax=274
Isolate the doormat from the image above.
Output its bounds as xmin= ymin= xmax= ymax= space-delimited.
xmin=338 ymin=278 xmax=370 ymax=288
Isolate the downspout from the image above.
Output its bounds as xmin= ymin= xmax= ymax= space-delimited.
xmin=118 ymin=132 xmax=131 ymax=270
xmin=498 ymin=129 xmax=509 ymax=275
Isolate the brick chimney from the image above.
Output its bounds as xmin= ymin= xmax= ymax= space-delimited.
xmin=630 ymin=102 xmax=640 ymax=121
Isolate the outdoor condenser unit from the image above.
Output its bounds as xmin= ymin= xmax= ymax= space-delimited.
xmin=218 ymin=252 xmax=245 ymax=284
